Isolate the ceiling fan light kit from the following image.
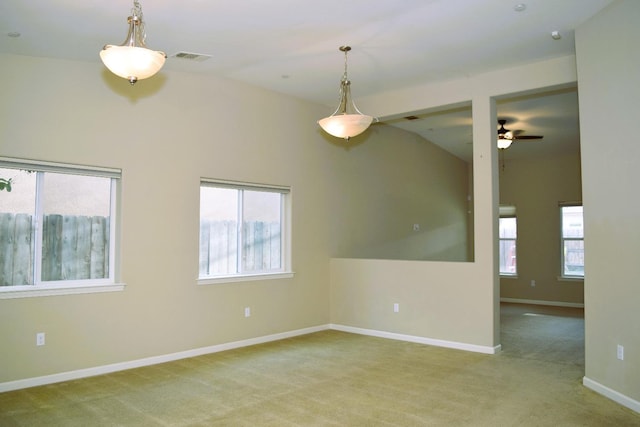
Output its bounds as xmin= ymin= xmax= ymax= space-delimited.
xmin=318 ymin=46 xmax=377 ymax=140
xmin=497 ymin=119 xmax=513 ymax=149
xmin=99 ymin=0 xmax=166 ymax=85
xmin=497 ymin=136 xmax=513 ymax=150
xmin=496 ymin=119 xmax=543 ymax=150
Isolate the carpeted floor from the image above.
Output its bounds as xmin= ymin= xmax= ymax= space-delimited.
xmin=1 ymin=303 xmax=639 ymax=426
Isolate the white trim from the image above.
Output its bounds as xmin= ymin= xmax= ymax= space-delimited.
xmin=583 ymin=377 xmax=640 ymax=414
xmin=0 ymin=324 xmax=503 ymax=393
xmin=33 ymin=171 xmax=44 ymax=284
xmin=557 ymin=275 xmax=584 ymax=282
xmin=1 ymin=160 xmax=121 ymax=290
xmin=197 ymin=272 xmax=294 ymax=286
xmin=200 ymin=178 xmax=290 ymax=193
xmin=330 ymin=324 xmax=501 ymax=355
xmin=500 ymin=297 xmax=584 ymax=308
xmin=0 ymin=283 xmax=126 ymax=299
xmin=198 ymin=180 xmax=292 ymax=280
xmin=499 ymin=205 xmax=516 ymax=217
xmin=0 ymin=324 xmax=329 ymax=393
xmin=0 ymin=156 xmax=121 ymax=178
xmin=108 ymin=177 xmax=117 ymax=283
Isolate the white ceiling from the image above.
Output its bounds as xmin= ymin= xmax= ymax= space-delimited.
xmin=0 ymin=0 xmax=612 ymax=161
xmin=388 ymin=86 xmax=581 ymax=162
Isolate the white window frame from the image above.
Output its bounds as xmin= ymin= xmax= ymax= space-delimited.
xmin=198 ymin=179 xmax=293 ymax=285
xmin=499 ymin=205 xmax=517 ymax=277
xmin=560 ymin=203 xmax=584 ymax=280
xmin=0 ymin=157 xmax=124 ymax=299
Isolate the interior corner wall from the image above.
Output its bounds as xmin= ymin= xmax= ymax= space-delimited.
xmin=576 ymin=0 xmax=640 ymax=408
xmin=0 ymin=52 xmax=471 ymax=387
xmin=327 ymin=123 xmax=470 ymax=262
xmin=0 ymin=53 xmax=335 ymax=384
xmin=499 ymin=153 xmax=583 ymax=305
xmin=330 ymin=55 xmax=577 ymax=351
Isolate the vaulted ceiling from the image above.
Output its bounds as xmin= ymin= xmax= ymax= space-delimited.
xmin=0 ymin=0 xmax=613 ymax=161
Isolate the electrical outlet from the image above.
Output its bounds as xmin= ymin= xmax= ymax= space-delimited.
xmin=394 ymin=303 xmax=399 ymax=313
xmin=244 ymin=307 xmax=251 ymax=318
xmin=413 ymin=224 xmax=420 ymax=231
xmin=36 ymin=332 xmax=45 ymax=346
xmin=531 ymin=280 xmax=536 ymax=287
xmin=617 ymin=344 xmax=624 ymax=360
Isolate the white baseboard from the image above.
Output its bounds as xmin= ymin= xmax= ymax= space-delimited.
xmin=7 ymin=324 xmax=636 ymax=418
xmin=583 ymin=376 xmax=640 ymax=414
xmin=500 ymin=297 xmax=584 ymax=308
xmin=0 ymin=324 xmax=330 ymax=393
xmin=330 ymin=324 xmax=501 ymax=355
xmin=1 ymin=323 xmax=501 ymax=393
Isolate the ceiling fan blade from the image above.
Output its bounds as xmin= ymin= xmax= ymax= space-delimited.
xmin=514 ymin=135 xmax=543 ymax=140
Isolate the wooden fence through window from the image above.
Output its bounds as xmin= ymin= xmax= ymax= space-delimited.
xmin=0 ymin=213 xmax=110 ymax=286
xmin=1 ymin=214 xmax=280 ymax=285
xmin=199 ymin=220 xmax=281 ymax=276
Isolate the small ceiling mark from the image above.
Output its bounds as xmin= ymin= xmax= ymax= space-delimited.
xmin=405 ymin=115 xmax=419 ymax=120
xmin=172 ymin=52 xmax=211 ymax=62
xmin=514 ymin=4 xmax=527 ymax=12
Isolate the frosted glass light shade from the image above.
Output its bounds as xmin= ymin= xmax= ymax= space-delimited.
xmin=318 ymin=114 xmax=375 ymax=139
xmin=100 ymin=45 xmax=166 ymax=83
xmin=100 ymin=12 xmax=166 ymax=85
xmin=318 ymin=46 xmax=377 ymax=140
xmin=497 ymin=137 xmax=513 ymax=150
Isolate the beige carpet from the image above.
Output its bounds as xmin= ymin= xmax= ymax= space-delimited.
xmin=1 ymin=303 xmax=639 ymax=426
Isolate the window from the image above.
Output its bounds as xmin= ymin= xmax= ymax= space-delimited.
xmin=198 ymin=180 xmax=291 ymax=283
xmin=0 ymin=157 xmax=122 ymax=298
xmin=499 ymin=205 xmax=517 ymax=276
xmin=560 ymin=204 xmax=584 ymax=278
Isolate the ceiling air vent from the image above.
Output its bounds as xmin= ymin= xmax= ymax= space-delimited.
xmin=405 ymin=115 xmax=419 ymax=120
xmin=172 ymin=52 xmax=211 ymax=62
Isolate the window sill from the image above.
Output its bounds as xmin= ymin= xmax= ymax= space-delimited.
xmin=500 ymin=274 xmax=518 ymax=279
xmin=557 ymin=276 xmax=584 ymax=283
xmin=0 ymin=283 xmax=126 ymax=299
xmin=198 ymin=271 xmax=294 ymax=286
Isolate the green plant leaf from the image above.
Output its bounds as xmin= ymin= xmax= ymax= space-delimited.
xmin=0 ymin=178 xmax=13 ymax=192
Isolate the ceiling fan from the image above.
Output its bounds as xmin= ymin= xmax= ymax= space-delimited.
xmin=497 ymin=119 xmax=543 ymax=149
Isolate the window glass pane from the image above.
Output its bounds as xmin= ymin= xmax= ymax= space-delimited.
xmin=499 ymin=239 xmax=517 ymax=275
xmin=242 ymin=191 xmax=282 ymax=273
xmin=561 ymin=206 xmax=583 ymax=238
xmin=199 ymin=187 xmax=239 ymax=276
xmin=41 ymin=173 xmax=112 ymax=281
xmin=563 ymin=240 xmax=584 ymax=276
xmin=499 ymin=217 xmax=517 ymax=238
xmin=199 ymin=183 xmax=288 ymax=280
xmin=0 ymin=168 xmax=36 ymax=286
xmin=499 ymin=217 xmax=517 ymax=275
xmin=561 ymin=205 xmax=584 ymax=277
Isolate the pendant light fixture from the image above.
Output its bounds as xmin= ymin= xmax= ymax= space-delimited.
xmin=318 ymin=46 xmax=377 ymax=140
xmin=100 ymin=0 xmax=166 ymax=85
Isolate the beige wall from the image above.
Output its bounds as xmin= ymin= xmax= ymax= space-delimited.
xmin=327 ymin=124 xmax=470 ymax=261
xmin=576 ymin=0 xmax=640 ymax=407
xmin=0 ymin=54 xmax=335 ymax=382
xmin=0 ymin=52 xmax=470 ymax=384
xmin=2 ymin=0 xmax=638 ymax=410
xmin=499 ymin=153 xmax=584 ymax=305
xmin=330 ymin=56 xmax=579 ymax=351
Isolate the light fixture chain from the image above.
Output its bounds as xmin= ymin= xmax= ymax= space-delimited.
xmin=343 ymin=48 xmax=349 ymax=82
xmin=318 ymin=45 xmax=376 ymax=139
xmin=131 ymin=0 xmax=147 ymax=43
